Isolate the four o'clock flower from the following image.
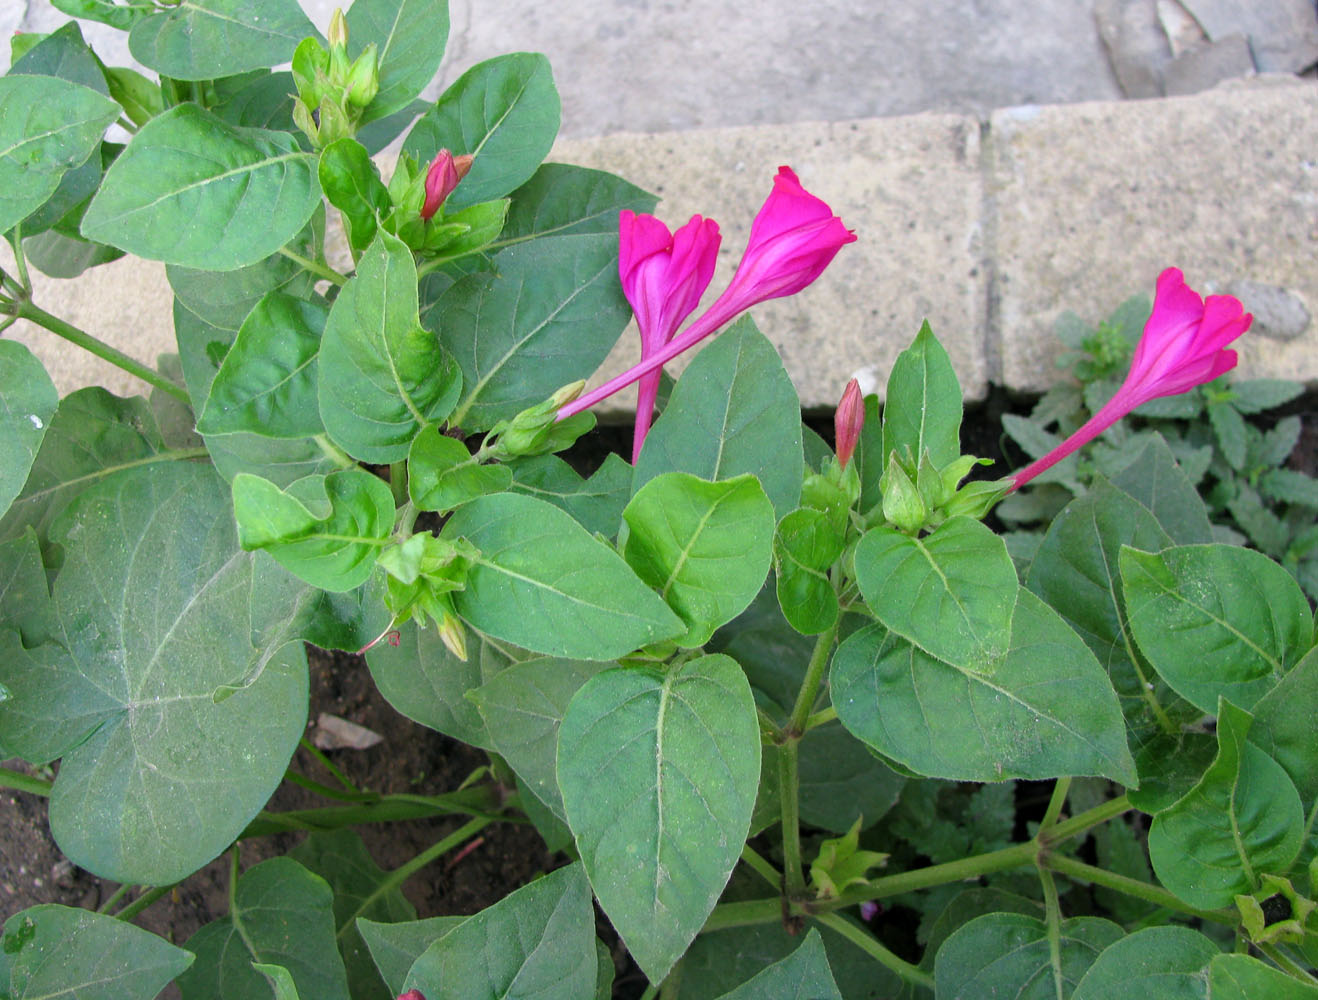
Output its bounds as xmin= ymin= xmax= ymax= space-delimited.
xmin=834 ymin=377 xmax=864 ymax=470
xmin=619 ymin=210 xmax=721 ymax=461
xmin=1008 ymin=267 xmax=1252 ymax=491
xmin=559 ymin=166 xmax=856 ymax=423
xmin=420 ymin=149 xmax=474 ymax=221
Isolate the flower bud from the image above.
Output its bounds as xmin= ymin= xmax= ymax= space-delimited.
xmin=345 ymin=43 xmax=379 ymax=108
xmin=328 ymin=8 xmax=348 ymax=51
xmin=880 ymin=453 xmax=925 ymax=534
xmin=833 ymin=378 xmax=864 ymax=470
xmin=420 ymin=149 xmax=474 ymax=220
xmin=397 ymin=991 xmax=426 ymax=1000
xmin=438 ymin=608 xmax=468 ymax=662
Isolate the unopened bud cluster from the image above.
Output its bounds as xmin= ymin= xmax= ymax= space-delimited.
xmin=292 ymin=9 xmax=380 ymax=148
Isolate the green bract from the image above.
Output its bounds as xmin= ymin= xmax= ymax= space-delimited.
xmin=2 ymin=2 xmax=1317 ymax=996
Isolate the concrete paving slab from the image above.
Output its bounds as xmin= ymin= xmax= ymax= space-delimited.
xmin=554 ymin=114 xmax=989 ymax=412
xmin=989 ymin=79 xmax=1318 ymax=394
xmin=1179 ymin=0 xmax=1318 ymax=73
xmin=0 ymin=246 xmax=174 ymax=399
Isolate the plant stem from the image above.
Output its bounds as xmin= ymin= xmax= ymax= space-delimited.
xmin=740 ymin=844 xmax=782 ymax=891
xmin=780 ymin=603 xmax=843 ymax=898
xmin=283 ymin=769 xmax=376 ymax=803
xmin=811 ymin=912 xmax=935 ymax=990
xmin=229 ymin=846 xmax=261 ymax=956
xmin=638 ymin=985 xmax=659 ymax=1000
xmin=241 ymin=786 xmax=503 ymax=837
xmin=1041 ymin=795 xmax=1131 ymax=845
xmin=1038 ymin=866 xmax=1065 ymax=1000
xmin=299 ymin=736 xmax=358 ymax=792
xmin=0 ymin=766 xmax=51 ymax=797
xmin=97 ymin=883 xmax=131 ymax=914
xmin=314 ymin=434 xmax=356 ymax=469
xmin=1039 ymin=777 xmax=1071 ymax=832
xmin=804 ymin=706 xmax=838 ymax=731
xmin=114 ymin=884 xmax=174 ymax=922
xmin=279 ymin=246 xmax=347 ymax=286
xmin=389 ymin=459 xmax=409 ymax=508
xmin=8 ymin=225 xmax=31 ymax=295
xmin=1042 ymin=854 xmax=1235 ymax=925
xmin=14 ymin=300 xmax=190 ymax=403
xmin=701 ymin=897 xmax=783 ymax=932
xmin=1259 ymin=943 xmax=1318 ymax=985
xmin=336 ymin=816 xmax=490 ymax=940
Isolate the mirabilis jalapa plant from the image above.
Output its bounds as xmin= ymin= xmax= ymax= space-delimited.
xmin=3 ymin=1 xmax=1318 ymax=997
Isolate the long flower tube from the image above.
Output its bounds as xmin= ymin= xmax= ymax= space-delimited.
xmin=619 ymin=210 xmax=721 ymax=462
xmin=1008 ymin=267 xmax=1252 ymax=491
xmin=559 ymin=166 xmax=856 ymax=423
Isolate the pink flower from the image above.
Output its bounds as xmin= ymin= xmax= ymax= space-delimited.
xmin=620 ymin=210 xmax=721 ymax=462
xmin=420 ymin=149 xmax=473 ymax=221
xmin=834 ymin=378 xmax=864 ymax=470
xmin=1009 ymin=267 xmax=1251 ymax=491
xmin=559 ymin=166 xmax=856 ymax=422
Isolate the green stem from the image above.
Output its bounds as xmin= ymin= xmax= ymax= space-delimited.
xmin=8 ymin=225 xmax=31 ymax=294
xmin=0 ymin=766 xmax=51 ymax=797
xmin=701 ymin=897 xmax=783 ymax=932
xmin=241 ymin=786 xmax=503 ymax=837
xmin=1042 ymin=854 xmax=1235 ymax=925
xmin=657 ymin=960 xmax=684 ymax=1000
xmin=336 ymin=817 xmax=490 ymax=941
xmin=389 ymin=460 xmax=409 ymax=508
xmin=1041 ymin=795 xmax=1131 ymax=845
xmin=313 ymin=434 xmax=356 ymax=469
xmin=15 ymin=300 xmax=190 ymax=403
xmin=787 ymin=602 xmax=841 ymax=735
xmin=1039 ymin=866 xmax=1065 ymax=1000
xmin=97 ymin=884 xmax=131 ymax=914
xmin=811 ymin=912 xmax=935 ymax=991
xmin=1259 ymin=943 xmax=1318 ymax=985
xmin=279 ymin=246 xmax=347 ymax=286
xmin=804 ymin=706 xmax=838 ymax=731
xmin=740 ymin=844 xmax=782 ymax=891
xmin=1039 ymin=777 xmax=1071 ymax=833
xmin=229 ymin=846 xmax=260 ymax=956
xmin=299 ymin=736 xmax=358 ymax=792
xmin=283 ymin=769 xmax=376 ymax=803
xmin=638 ymin=986 xmax=659 ymax=1000
xmin=114 ymin=884 xmax=174 ymax=922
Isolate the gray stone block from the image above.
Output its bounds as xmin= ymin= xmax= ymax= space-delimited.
xmin=553 ymin=115 xmax=988 ymax=413
xmin=1179 ymin=0 xmax=1318 ymax=73
xmin=1164 ymin=34 xmax=1256 ymax=96
xmin=1227 ymin=279 xmax=1311 ymax=341
xmin=1095 ymin=0 xmax=1174 ymax=98
xmin=989 ymin=82 xmax=1318 ymax=393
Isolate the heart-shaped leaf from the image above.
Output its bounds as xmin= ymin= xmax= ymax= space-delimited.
xmin=128 ymin=0 xmax=317 ymax=80
xmin=0 ymin=343 xmax=57 ymax=521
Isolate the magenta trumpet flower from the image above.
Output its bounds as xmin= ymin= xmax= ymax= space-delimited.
xmin=1009 ymin=267 xmax=1252 ymax=491
xmin=559 ymin=166 xmax=856 ymax=425
xmin=619 ymin=210 xmax=721 ymax=461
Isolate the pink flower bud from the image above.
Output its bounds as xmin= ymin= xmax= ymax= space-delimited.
xmin=1009 ymin=267 xmax=1251 ymax=491
xmin=834 ymin=378 xmax=864 ymax=470
xmin=420 ymin=150 xmax=473 ymax=221
xmin=397 ymin=991 xmax=426 ymax=1000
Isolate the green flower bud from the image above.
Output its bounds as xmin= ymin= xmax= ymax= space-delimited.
xmin=880 ymin=452 xmax=925 ymax=534
xmin=345 ymin=43 xmax=379 ymax=108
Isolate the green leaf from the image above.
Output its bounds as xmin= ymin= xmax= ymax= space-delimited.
xmin=318 ymin=138 xmax=391 ymax=253
xmin=0 ymin=463 xmax=308 ymax=884
xmin=404 ymin=864 xmax=596 ymax=999
xmin=1230 ymin=378 xmax=1305 ymax=414
xmin=197 ymin=292 xmax=327 ymax=438
xmin=499 ymin=163 xmax=658 ymax=243
xmin=441 ymin=492 xmax=683 ymax=660
xmin=254 ymin=965 xmax=302 ymax=1000
xmin=23 ymin=227 xmax=124 ymax=278
xmin=0 ymin=904 xmax=192 ymax=1000
xmin=290 ymin=829 xmax=416 ymax=1000
xmin=852 ymin=392 xmax=885 ymax=515
xmin=1120 ymin=543 xmax=1313 ymax=714
xmin=883 ymin=320 xmax=962 ymax=470
xmin=407 ymin=426 xmax=512 ymax=512
xmin=1149 ymin=700 xmax=1304 ymax=909
xmin=167 ymin=208 xmax=322 ymax=329
xmin=52 ymin=0 xmax=155 ymax=32
xmin=128 ymin=0 xmax=318 ymax=80
xmin=318 ymin=231 xmax=462 ymax=462
xmin=437 ymin=233 xmax=630 ymax=431
xmin=0 ymin=74 xmax=118 ymax=236
xmin=1027 ymin=482 xmax=1191 ymax=744
xmin=233 ymin=468 xmax=394 ymax=592
xmin=622 ymin=472 xmax=775 ymax=647
xmin=356 ymin=916 xmax=466 ymax=996
xmin=1127 ymin=730 xmax=1217 ymax=815
xmin=854 ymin=517 xmax=1018 ymax=674
xmin=934 ymin=913 xmax=1123 ymax=1000
xmin=832 ymin=589 xmax=1137 ymax=784
xmin=635 ymin=316 xmax=804 ymax=518
xmin=0 ymin=343 xmax=57 ymax=521
xmin=1210 ymin=954 xmax=1318 ymax=999
xmin=1209 ymin=402 xmax=1248 ymax=471
xmin=1109 ymin=435 xmax=1213 ymax=544
xmin=1251 ymin=647 xmax=1318 ymax=802
xmin=1262 ymin=467 xmax=1318 ymax=508
xmin=1071 ymin=926 xmax=1218 ymax=999
xmin=558 ymin=655 xmax=761 ymax=982
xmin=348 ymin=0 xmax=449 ymax=123
xmin=0 ymin=530 xmax=55 ymax=646
xmin=0 ymin=388 xmax=167 ymax=546
xmin=176 ymin=858 xmax=349 ymax=1000
xmin=403 ymin=52 xmax=559 ymax=211
xmin=210 ymin=69 xmax=299 ymax=132
xmin=366 ymin=621 xmax=515 ymax=746
xmin=507 ymin=453 xmax=631 ymax=538
xmin=711 ymin=929 xmax=841 ymax=1000
xmin=773 ymin=508 xmax=843 ymax=636
xmin=798 ymin=723 xmax=906 ymax=833
xmin=83 ymin=104 xmax=320 ymax=269
xmin=469 ymin=657 xmax=611 ymax=821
